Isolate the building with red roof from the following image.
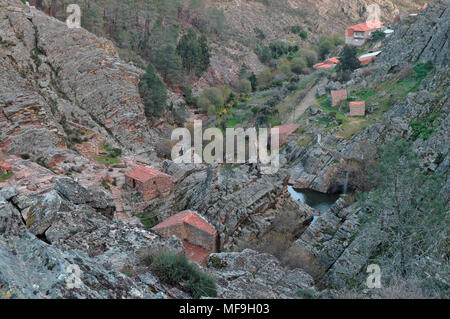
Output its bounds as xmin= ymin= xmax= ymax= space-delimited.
xmin=348 ymin=101 xmax=366 ymax=116
xmin=271 ymin=124 xmax=299 ymax=145
xmin=359 ymin=51 xmax=382 ymax=65
xmin=313 ymin=57 xmax=339 ymax=70
xmin=331 ymin=89 xmax=348 ymax=107
xmin=152 ymin=210 xmax=219 ymax=264
xmin=125 ymin=166 xmax=173 ymax=200
xmin=345 ymin=19 xmax=384 ymax=46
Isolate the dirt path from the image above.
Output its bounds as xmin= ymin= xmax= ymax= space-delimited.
xmin=284 ymin=78 xmax=328 ymax=124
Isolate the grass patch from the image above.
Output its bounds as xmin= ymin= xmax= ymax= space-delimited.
xmin=410 ymin=113 xmax=440 ymax=140
xmin=95 ymin=143 xmax=122 ymax=165
xmin=0 ymin=172 xmax=14 ymax=183
xmin=95 ymin=155 xmax=120 ymax=165
xmin=150 ymin=253 xmax=217 ymax=298
xmin=136 ymin=210 xmax=159 ymax=228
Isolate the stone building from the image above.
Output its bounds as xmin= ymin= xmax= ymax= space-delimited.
xmin=152 ymin=210 xmax=219 ymax=264
xmin=125 ymin=166 xmax=173 ymax=200
xmin=331 ymin=89 xmax=348 ymax=107
xmin=349 ymin=101 xmax=366 ymax=116
xmin=345 ymin=19 xmax=384 ymax=46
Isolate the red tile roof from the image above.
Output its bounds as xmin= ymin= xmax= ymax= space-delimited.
xmin=347 ymin=19 xmax=384 ymax=32
xmin=324 ymin=58 xmax=339 ymax=64
xmin=153 ymin=210 xmax=217 ymax=235
xmin=0 ymin=162 xmax=12 ymax=170
xmin=125 ymin=166 xmax=171 ymax=183
xmin=331 ymin=89 xmax=347 ymax=100
xmin=271 ymin=124 xmax=299 ymax=136
xmin=313 ymin=62 xmax=336 ymax=70
xmin=349 ymin=101 xmax=366 ymax=116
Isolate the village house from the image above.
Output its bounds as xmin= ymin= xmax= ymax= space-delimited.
xmin=152 ymin=210 xmax=219 ymax=265
xmin=272 ymin=124 xmax=299 ymax=145
xmin=349 ymin=101 xmax=366 ymax=116
xmin=359 ymin=51 xmax=382 ymax=65
xmin=345 ymin=19 xmax=384 ymax=46
xmin=125 ymin=166 xmax=173 ymax=200
xmin=313 ymin=57 xmax=339 ymax=70
xmin=331 ymin=89 xmax=348 ymax=107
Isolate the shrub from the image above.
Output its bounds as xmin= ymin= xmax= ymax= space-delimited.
xmin=202 ymin=87 xmax=224 ymax=108
xmin=234 ymin=79 xmax=252 ymax=94
xmin=276 ymin=60 xmax=291 ymax=76
xmin=372 ymin=30 xmax=386 ymax=42
xmin=291 ymin=57 xmax=307 ymax=74
xmin=151 ymin=253 xmax=217 ymax=298
xmin=297 ymin=48 xmax=318 ymax=67
xmin=104 ymin=143 xmax=122 ymax=158
xmin=410 ymin=114 xmax=439 ymax=140
xmin=197 ymin=96 xmax=211 ymax=111
xmin=207 ymin=104 xmax=217 ymax=115
xmin=257 ymin=69 xmax=274 ymax=88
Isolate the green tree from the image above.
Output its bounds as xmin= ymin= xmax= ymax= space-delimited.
xmin=139 ymin=63 xmax=168 ymax=117
xmin=176 ymin=29 xmax=210 ymax=77
xmin=339 ymin=45 xmax=361 ymax=71
xmin=248 ymin=73 xmax=257 ymax=92
xmin=318 ymin=37 xmax=334 ymax=60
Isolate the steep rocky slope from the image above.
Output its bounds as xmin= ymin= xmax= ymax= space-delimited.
xmin=0 ymin=0 xmax=448 ymax=299
xmin=29 ymin=0 xmax=428 ymax=88
xmin=0 ymin=0 xmax=163 ymax=170
xmin=281 ymin=0 xmax=449 ymax=294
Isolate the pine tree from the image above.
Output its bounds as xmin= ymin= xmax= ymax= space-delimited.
xmin=139 ymin=63 xmax=168 ymax=118
xmin=340 ymin=45 xmax=361 ymax=71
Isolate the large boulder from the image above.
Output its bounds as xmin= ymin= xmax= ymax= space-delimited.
xmin=55 ymin=178 xmax=115 ymax=219
xmin=206 ymin=249 xmax=314 ymax=299
xmin=0 ymin=232 xmax=154 ymax=299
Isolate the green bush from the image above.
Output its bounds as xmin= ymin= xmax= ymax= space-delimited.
xmin=297 ymin=48 xmax=318 ymax=67
xmin=257 ymin=69 xmax=274 ymax=88
xmin=234 ymin=79 xmax=252 ymax=94
xmin=202 ymin=87 xmax=224 ymax=108
xmin=372 ymin=30 xmax=386 ymax=42
xmin=151 ymin=253 xmax=217 ymax=298
xmin=276 ymin=60 xmax=291 ymax=75
xmin=410 ymin=114 xmax=439 ymax=140
xmin=291 ymin=57 xmax=307 ymax=74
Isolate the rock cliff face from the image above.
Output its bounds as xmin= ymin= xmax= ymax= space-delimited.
xmin=281 ymin=0 xmax=449 ymax=291
xmin=0 ymin=0 xmax=162 ymax=170
xmin=0 ymin=0 xmax=448 ymax=299
xmin=0 ymin=178 xmax=314 ymax=299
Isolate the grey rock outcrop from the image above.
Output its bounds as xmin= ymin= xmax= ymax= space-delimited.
xmin=206 ymin=249 xmax=314 ymax=299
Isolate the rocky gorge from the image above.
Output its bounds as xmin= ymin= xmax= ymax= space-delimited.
xmin=0 ymin=0 xmax=449 ymax=299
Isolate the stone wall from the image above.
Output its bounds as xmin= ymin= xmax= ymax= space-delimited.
xmin=184 ymin=222 xmax=218 ymax=252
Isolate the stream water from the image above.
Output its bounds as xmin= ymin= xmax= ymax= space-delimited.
xmin=288 ymin=186 xmax=341 ymax=224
